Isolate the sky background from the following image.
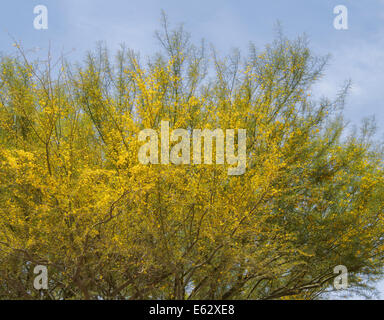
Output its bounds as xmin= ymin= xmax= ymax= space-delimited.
xmin=0 ymin=0 xmax=383 ymax=299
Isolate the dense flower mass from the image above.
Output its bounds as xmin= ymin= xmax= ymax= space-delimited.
xmin=0 ymin=20 xmax=383 ymax=299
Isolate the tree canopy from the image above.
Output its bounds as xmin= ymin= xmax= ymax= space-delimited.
xmin=0 ymin=17 xmax=383 ymax=300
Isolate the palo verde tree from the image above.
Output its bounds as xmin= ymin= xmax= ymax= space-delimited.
xmin=0 ymin=15 xmax=383 ymax=299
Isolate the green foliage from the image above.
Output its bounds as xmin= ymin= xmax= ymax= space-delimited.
xmin=0 ymin=17 xmax=383 ymax=300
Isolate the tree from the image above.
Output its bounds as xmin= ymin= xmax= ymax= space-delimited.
xmin=0 ymin=15 xmax=383 ymax=300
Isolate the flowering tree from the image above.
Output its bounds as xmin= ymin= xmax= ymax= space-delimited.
xmin=0 ymin=17 xmax=383 ymax=299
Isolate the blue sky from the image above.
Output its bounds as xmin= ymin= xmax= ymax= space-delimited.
xmin=1 ymin=0 xmax=383 ymax=298
xmin=1 ymin=0 xmax=383 ymax=135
